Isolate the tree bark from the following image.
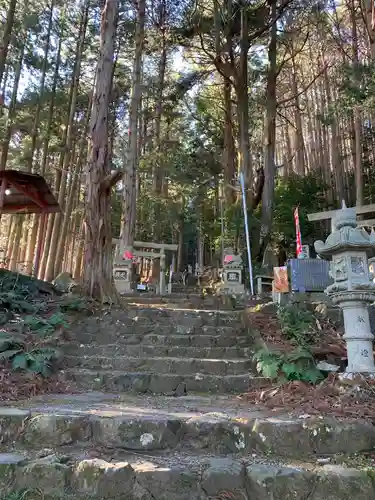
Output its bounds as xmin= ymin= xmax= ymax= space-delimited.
xmin=349 ymin=0 xmax=364 ymax=206
xmin=44 ymin=0 xmax=89 ymax=281
xmin=82 ymin=0 xmax=120 ymax=302
xmin=121 ymin=0 xmax=145 ymax=249
xmin=0 ymin=39 xmax=25 ymax=169
xmin=0 ymin=0 xmax=17 ymax=89
xmin=234 ymin=2 xmax=252 ymax=206
xmin=152 ymin=0 xmax=167 ymax=242
xmin=258 ymin=0 xmax=277 ymax=257
xmin=223 ymin=78 xmax=236 ymax=205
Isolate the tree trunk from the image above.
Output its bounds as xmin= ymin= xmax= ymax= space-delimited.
xmin=349 ymin=0 xmax=364 ymax=206
xmin=323 ymin=62 xmax=345 ymax=203
xmin=234 ymin=3 xmax=252 ymax=206
xmin=55 ymin=80 xmax=94 ymax=273
xmin=82 ymin=0 xmax=119 ymax=302
xmin=23 ymin=2 xmax=55 ymax=275
xmin=290 ymin=56 xmax=306 ymax=175
xmin=44 ymin=0 xmax=89 ymax=281
xmin=258 ymin=0 xmax=277 ymax=257
xmin=38 ymin=30 xmax=63 ymax=279
xmin=26 ymin=0 xmax=54 ymax=173
xmin=0 ymin=40 xmax=25 ymax=169
xmin=121 ymin=0 xmax=145 ymax=249
xmin=152 ymin=0 xmax=167 ymax=242
xmin=0 ymin=0 xmax=17 ymax=89
xmin=223 ymin=78 xmax=236 ymax=205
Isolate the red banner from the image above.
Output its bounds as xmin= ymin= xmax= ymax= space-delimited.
xmin=294 ymin=207 xmax=302 ymax=257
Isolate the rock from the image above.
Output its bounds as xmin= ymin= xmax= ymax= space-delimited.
xmin=311 ymin=465 xmax=375 ymax=499
xmin=148 ymin=374 xmax=184 ymax=394
xmin=0 ymin=453 xmax=26 ymax=497
xmin=183 ymin=415 xmax=249 ymax=453
xmin=315 ymin=303 xmax=329 ymax=317
xmin=15 ymin=455 xmax=70 ymax=495
xmin=23 ymin=414 xmax=92 ymax=447
xmin=316 ymin=361 xmax=339 ymax=372
xmin=249 ymin=418 xmax=309 ymax=457
xmin=73 ymin=458 xmax=135 ymax=498
xmin=53 ymin=271 xmax=77 ymax=293
xmin=0 ymin=408 xmax=31 ymax=448
xmin=305 ymin=418 xmax=375 ymax=456
xmin=201 ymin=458 xmax=246 ymax=497
xmin=248 ymin=417 xmax=375 ymax=457
xmin=92 ymin=416 xmax=181 ymax=451
xmin=246 ymin=465 xmax=315 ymax=499
xmin=135 ymin=464 xmax=201 ymax=500
xmin=174 ymin=382 xmax=187 ymax=397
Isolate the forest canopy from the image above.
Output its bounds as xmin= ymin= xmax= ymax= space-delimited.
xmin=0 ymin=0 xmax=374 ymax=298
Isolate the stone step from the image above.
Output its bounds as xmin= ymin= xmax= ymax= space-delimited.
xmin=0 ymin=450 xmax=372 ymax=500
xmin=74 ymin=324 xmax=245 ymax=341
xmin=65 ymin=343 xmax=253 ymax=359
xmin=78 ymin=308 xmax=243 ymax=329
xmin=65 ymin=355 xmax=255 ymax=375
xmin=2 ymin=393 xmax=375 ymax=458
xmin=72 ymin=333 xmax=252 ymax=348
xmin=64 ymin=369 xmax=266 ymax=394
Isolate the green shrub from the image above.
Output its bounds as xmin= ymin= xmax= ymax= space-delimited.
xmin=254 ymin=346 xmax=324 ymax=384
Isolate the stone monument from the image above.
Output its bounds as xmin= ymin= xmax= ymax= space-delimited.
xmin=113 ymin=245 xmax=133 ymax=294
xmin=314 ymin=201 xmax=375 ymax=376
xmin=217 ymin=247 xmax=245 ymax=295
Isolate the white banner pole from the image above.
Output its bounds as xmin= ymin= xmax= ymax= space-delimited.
xmin=239 ymin=171 xmax=254 ymax=296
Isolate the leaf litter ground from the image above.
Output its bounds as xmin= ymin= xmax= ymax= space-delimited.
xmin=0 ymin=269 xmax=79 ymax=401
xmin=242 ymin=306 xmax=375 ymax=420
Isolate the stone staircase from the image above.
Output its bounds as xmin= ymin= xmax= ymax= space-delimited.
xmin=0 ymin=392 xmax=374 ymax=499
xmin=63 ymin=299 xmax=266 ymax=395
xmin=1 ymin=296 xmax=374 ymax=499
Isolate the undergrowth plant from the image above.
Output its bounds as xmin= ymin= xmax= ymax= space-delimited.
xmin=0 ymin=271 xmax=94 ymax=379
xmin=254 ymin=346 xmax=324 ymax=384
xmin=1 ymin=490 xmax=43 ymax=500
xmin=277 ymin=305 xmax=316 ymax=346
xmin=0 ymin=282 xmax=69 ymax=377
xmin=0 ymin=331 xmax=63 ymax=377
xmin=23 ymin=313 xmax=68 ymax=337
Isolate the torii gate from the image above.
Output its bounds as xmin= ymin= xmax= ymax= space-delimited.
xmin=307 ymin=203 xmax=375 ymax=232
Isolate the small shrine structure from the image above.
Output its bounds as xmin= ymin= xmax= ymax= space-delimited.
xmin=112 ymin=239 xmax=177 ymax=295
xmin=0 ymin=170 xmax=60 ymax=276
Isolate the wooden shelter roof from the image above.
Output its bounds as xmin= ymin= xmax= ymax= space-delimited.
xmin=0 ymin=170 xmax=60 ymax=214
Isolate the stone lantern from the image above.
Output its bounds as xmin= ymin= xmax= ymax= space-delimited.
xmin=314 ymin=202 xmax=375 ymax=375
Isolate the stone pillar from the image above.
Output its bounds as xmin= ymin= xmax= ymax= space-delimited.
xmin=314 ymin=202 xmax=375 ymax=376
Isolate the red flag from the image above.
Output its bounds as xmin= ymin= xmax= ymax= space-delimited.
xmin=294 ymin=207 xmax=302 ymax=257
xmin=123 ymin=250 xmax=134 ymax=260
xmin=223 ymin=255 xmax=234 ymax=264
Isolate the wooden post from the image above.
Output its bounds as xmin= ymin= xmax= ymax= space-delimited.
xmin=160 ymin=249 xmax=166 ymax=295
xmin=34 ymin=213 xmax=47 ymax=278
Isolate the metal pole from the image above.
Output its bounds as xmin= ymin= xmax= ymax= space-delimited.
xmin=220 ymin=193 xmax=224 ymax=264
xmin=239 ymin=171 xmax=254 ymax=296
